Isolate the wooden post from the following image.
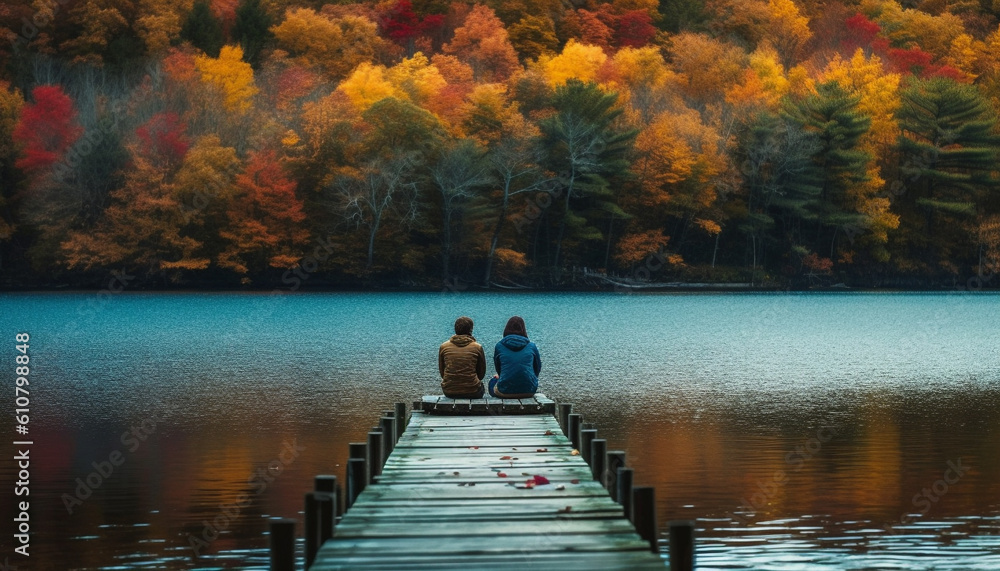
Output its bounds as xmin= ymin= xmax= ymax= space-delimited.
xmin=347 ymin=458 xmax=366 ymax=509
xmin=558 ymin=403 xmax=572 ymax=434
xmin=304 ymin=492 xmax=318 ymax=568
xmin=380 ymin=416 xmax=395 ymax=459
xmin=268 ymin=517 xmax=295 ymax=571
xmin=669 ymin=520 xmax=695 ymax=571
xmin=567 ymin=413 xmax=582 ymax=450
xmin=632 ymin=486 xmax=659 ymax=553
xmin=367 ymin=431 xmax=383 ymax=484
xmin=316 ymin=492 xmax=335 ymax=545
xmin=394 ymin=402 xmax=407 ymax=442
xmin=591 ymin=439 xmax=606 ymax=481
xmin=580 ymin=428 xmax=597 ymax=465
xmin=617 ymin=467 xmax=634 ymax=520
xmin=605 ymin=450 xmax=626 ymax=500
xmin=314 ymin=475 xmax=341 ymax=518
xmin=315 ymin=474 xmax=336 ymax=493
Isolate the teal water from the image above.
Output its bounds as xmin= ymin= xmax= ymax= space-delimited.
xmin=1 ymin=291 xmax=999 ymax=569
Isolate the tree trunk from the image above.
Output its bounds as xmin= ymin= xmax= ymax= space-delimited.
xmin=442 ymin=206 xmax=452 ymax=280
xmin=552 ymin=172 xmax=575 ymax=278
xmin=483 ymin=182 xmax=511 ymax=286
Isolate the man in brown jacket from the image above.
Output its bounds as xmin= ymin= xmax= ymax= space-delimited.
xmin=439 ymin=316 xmax=487 ymax=398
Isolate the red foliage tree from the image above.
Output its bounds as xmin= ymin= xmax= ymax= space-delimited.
xmin=842 ymin=13 xmax=887 ymax=55
xmin=615 ymin=10 xmax=657 ymax=48
xmin=219 ymin=150 xmax=310 ymax=274
xmin=380 ymin=0 xmax=444 ymax=55
xmin=136 ymin=112 xmax=190 ymax=166
xmin=887 ymin=46 xmax=934 ymax=76
xmin=13 ymin=85 xmax=82 ymax=173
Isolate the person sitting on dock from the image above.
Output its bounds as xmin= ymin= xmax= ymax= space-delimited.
xmin=439 ymin=316 xmax=487 ymax=398
xmin=489 ymin=316 xmax=541 ymax=399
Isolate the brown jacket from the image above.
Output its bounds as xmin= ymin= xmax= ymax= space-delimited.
xmin=439 ymin=334 xmax=486 ymax=395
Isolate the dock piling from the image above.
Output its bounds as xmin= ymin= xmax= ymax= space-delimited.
xmin=632 ymin=486 xmax=659 ymax=553
xmin=618 ymin=467 xmax=634 ymax=520
xmin=394 ymin=402 xmax=407 ymax=441
xmin=380 ymin=415 xmax=395 ymax=459
xmin=591 ymin=438 xmax=607 ymax=481
xmin=605 ymin=450 xmax=626 ymax=500
xmin=670 ymin=520 xmax=695 ymax=571
xmin=366 ymin=431 xmax=383 ymax=484
xmin=580 ymin=427 xmax=597 ymax=465
xmin=268 ymin=517 xmax=295 ymax=571
xmin=346 ymin=458 xmax=365 ymax=508
xmin=558 ymin=403 xmax=573 ymax=434
xmin=304 ymin=492 xmax=319 ymax=568
xmin=567 ymin=413 xmax=582 ymax=450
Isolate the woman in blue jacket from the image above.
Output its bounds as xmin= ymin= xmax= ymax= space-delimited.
xmin=488 ymin=316 xmax=541 ymax=398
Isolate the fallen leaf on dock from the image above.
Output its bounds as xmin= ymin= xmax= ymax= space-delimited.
xmin=536 ymin=448 xmax=548 ymax=452
xmin=532 ymin=475 xmax=550 ymax=485
xmin=570 ymin=449 xmax=580 ymax=456
xmin=544 ymin=430 xmax=555 ymax=435
xmin=570 ymin=479 xmax=580 ymax=484
xmin=468 ymin=446 xmax=479 ymax=449
xmin=525 ymin=479 xmax=536 ymax=488
xmin=453 ymin=471 xmax=460 ymax=475
xmin=499 ymin=455 xmax=512 ymax=460
xmin=557 ymin=506 xmax=573 ymax=513
xmin=498 ymin=472 xmax=507 ymax=477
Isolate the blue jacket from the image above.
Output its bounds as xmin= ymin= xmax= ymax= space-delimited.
xmin=493 ymin=335 xmax=541 ymax=395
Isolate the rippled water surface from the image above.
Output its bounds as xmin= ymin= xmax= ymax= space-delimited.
xmin=1 ymin=291 xmax=998 ymax=569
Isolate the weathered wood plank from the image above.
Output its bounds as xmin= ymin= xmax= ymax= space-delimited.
xmin=312 ymin=551 xmax=667 ymax=570
xmin=311 ymin=408 xmax=665 ymax=570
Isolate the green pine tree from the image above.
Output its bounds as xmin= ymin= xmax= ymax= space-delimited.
xmin=783 ymin=81 xmax=873 ymax=258
xmin=181 ymin=0 xmax=224 ymax=58
xmin=233 ymin=0 xmax=272 ymax=67
xmin=894 ymin=77 xmax=1000 ymax=275
xmin=539 ymin=80 xmax=637 ymax=276
xmin=733 ymin=109 xmax=822 ymax=278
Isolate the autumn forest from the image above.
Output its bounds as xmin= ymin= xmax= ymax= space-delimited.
xmin=1 ymin=0 xmax=1000 ymax=289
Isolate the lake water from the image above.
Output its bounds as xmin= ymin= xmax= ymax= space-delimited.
xmin=1 ymin=291 xmax=999 ymax=570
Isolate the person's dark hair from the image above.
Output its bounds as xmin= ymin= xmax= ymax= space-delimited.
xmin=454 ymin=316 xmax=474 ymax=335
xmin=503 ymin=316 xmax=527 ymax=338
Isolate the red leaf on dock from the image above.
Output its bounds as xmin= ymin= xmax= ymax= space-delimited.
xmin=536 ymin=448 xmax=548 ymax=452
xmin=532 ymin=475 xmax=550 ymax=485
xmin=544 ymin=430 xmax=554 ymax=435
xmin=498 ymin=472 xmax=507 ymax=477
xmin=570 ymin=479 xmax=580 ymax=484
xmin=557 ymin=506 xmax=573 ymax=513
xmin=500 ymin=455 xmax=511 ymax=460
xmin=525 ymin=479 xmax=536 ymax=488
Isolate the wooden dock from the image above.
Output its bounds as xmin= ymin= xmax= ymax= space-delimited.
xmin=301 ymin=394 xmax=669 ymax=570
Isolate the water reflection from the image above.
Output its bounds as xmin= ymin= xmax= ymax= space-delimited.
xmin=1 ymin=292 xmax=998 ymax=569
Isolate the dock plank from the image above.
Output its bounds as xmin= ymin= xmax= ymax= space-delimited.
xmin=310 ymin=407 xmax=665 ymax=570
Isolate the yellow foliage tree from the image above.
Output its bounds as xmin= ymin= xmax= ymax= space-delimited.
xmin=945 ymin=33 xmax=983 ymax=82
xmin=194 ymin=45 xmax=258 ymax=113
xmin=135 ymin=0 xmax=189 ymax=55
xmin=387 ymin=52 xmax=447 ymax=105
xmin=669 ymin=33 xmax=746 ymax=103
xmin=271 ymin=8 xmax=386 ymax=80
xmin=725 ymin=44 xmax=789 ymax=109
xmin=539 ymin=40 xmax=608 ymax=87
xmin=763 ymin=0 xmax=811 ymax=66
xmin=338 ymin=63 xmax=399 ymax=110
